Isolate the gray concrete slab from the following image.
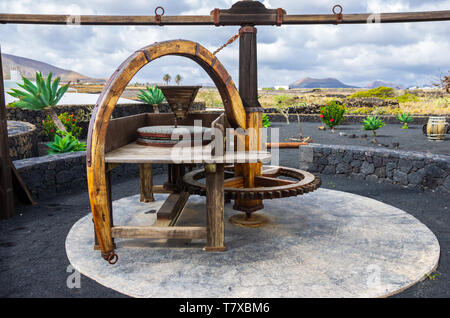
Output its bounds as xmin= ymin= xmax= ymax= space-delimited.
xmin=66 ymin=189 xmax=439 ymax=298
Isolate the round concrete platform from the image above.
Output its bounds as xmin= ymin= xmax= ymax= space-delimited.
xmin=66 ymin=189 xmax=440 ymax=298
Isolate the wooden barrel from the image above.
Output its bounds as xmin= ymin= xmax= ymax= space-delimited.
xmin=425 ymin=117 xmax=448 ymax=141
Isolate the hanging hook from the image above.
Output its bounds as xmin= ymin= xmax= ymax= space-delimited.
xmin=155 ymin=6 xmax=165 ymax=26
xmin=332 ymin=5 xmax=343 ymax=24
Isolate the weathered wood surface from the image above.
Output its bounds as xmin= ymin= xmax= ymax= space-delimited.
xmin=139 ymin=163 xmax=154 ymax=203
xmin=204 ymin=163 xmax=226 ymax=252
xmin=10 ymin=161 xmax=35 ymax=205
xmin=87 ymin=40 xmax=246 ymax=258
xmin=159 ymin=86 xmax=201 ymax=121
xmin=155 ymin=192 xmax=190 ymax=225
xmin=1 ymin=11 xmax=449 ymax=25
xmin=111 ymin=226 xmax=206 ymax=239
xmin=104 ymin=141 xmax=271 ymax=164
xmin=0 ymin=49 xmax=14 ymax=219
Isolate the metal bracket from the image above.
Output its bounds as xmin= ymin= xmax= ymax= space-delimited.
xmin=213 ymin=8 xmax=220 ymax=26
xmin=276 ymin=8 xmax=283 ymax=26
xmin=155 ymin=6 xmax=165 ymax=26
xmin=333 ymin=5 xmax=343 ymax=24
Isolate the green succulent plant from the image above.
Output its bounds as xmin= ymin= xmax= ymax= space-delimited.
xmin=47 ymin=131 xmax=86 ymax=155
xmin=8 ymin=72 xmax=70 ymax=132
xmin=262 ymin=113 xmax=271 ymax=128
xmin=362 ymin=116 xmax=385 ymax=136
xmin=137 ymin=85 xmax=165 ymax=105
xmin=397 ymin=113 xmax=413 ymax=129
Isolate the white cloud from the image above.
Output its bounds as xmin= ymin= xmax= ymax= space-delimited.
xmin=1 ymin=0 xmax=449 ymax=87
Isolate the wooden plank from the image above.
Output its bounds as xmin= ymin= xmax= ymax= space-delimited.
xmin=224 ymin=176 xmax=244 ymax=188
xmin=1 ymin=11 xmax=449 ymax=25
xmin=255 ymin=176 xmax=296 ymax=187
xmin=152 ymin=185 xmax=172 ymax=194
xmin=0 ymin=48 xmax=15 ymax=219
xmin=10 ymin=161 xmax=35 ymax=205
xmin=139 ymin=163 xmax=154 ymax=203
xmin=156 ymin=191 xmax=190 ymax=226
xmin=204 ymin=163 xmax=226 ymax=252
xmin=111 ymin=226 xmax=206 ymax=239
xmin=104 ymin=141 xmax=271 ymax=164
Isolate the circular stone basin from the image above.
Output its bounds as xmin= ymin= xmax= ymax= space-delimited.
xmin=137 ymin=125 xmax=212 ymax=147
xmin=66 ymin=189 xmax=440 ymax=298
xmin=7 ymin=120 xmax=38 ymax=160
xmin=137 ymin=125 xmax=211 ymax=139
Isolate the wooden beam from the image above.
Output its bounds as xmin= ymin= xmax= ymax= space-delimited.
xmin=139 ymin=163 xmax=154 ymax=203
xmin=204 ymin=163 xmax=226 ymax=252
xmin=156 ymin=191 xmax=190 ymax=225
xmin=10 ymin=161 xmax=35 ymax=205
xmin=0 ymin=10 xmax=449 ymax=25
xmin=255 ymin=176 xmax=296 ymax=187
xmin=0 ymin=47 xmax=15 ymax=219
xmin=111 ymin=226 xmax=206 ymax=239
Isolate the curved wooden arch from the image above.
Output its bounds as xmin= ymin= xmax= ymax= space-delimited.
xmin=87 ymin=40 xmax=246 ymax=258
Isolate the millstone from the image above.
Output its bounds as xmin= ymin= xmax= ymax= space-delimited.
xmin=136 ymin=125 xmax=211 ymax=147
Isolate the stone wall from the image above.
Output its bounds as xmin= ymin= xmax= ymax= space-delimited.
xmin=6 ymin=102 xmax=206 ymax=140
xmin=299 ymin=143 xmax=450 ymax=192
xmin=7 ymin=121 xmax=39 ymax=160
xmin=13 ymin=152 xmax=167 ymax=199
xmin=265 ymin=113 xmax=447 ymax=125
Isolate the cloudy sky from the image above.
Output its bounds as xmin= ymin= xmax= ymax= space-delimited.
xmin=1 ymin=0 xmax=449 ymax=87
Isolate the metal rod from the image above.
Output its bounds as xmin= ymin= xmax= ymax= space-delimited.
xmin=0 ymin=10 xmax=449 ymax=26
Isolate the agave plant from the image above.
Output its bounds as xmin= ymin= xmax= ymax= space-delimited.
xmin=47 ymin=131 xmax=86 ymax=155
xmin=137 ymin=85 xmax=165 ymax=105
xmin=362 ymin=116 xmax=385 ymax=136
xmin=8 ymin=72 xmax=69 ymax=132
xmin=397 ymin=113 xmax=413 ymax=129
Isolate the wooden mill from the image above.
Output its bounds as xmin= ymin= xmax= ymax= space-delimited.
xmin=1 ymin=1 xmax=449 ymax=263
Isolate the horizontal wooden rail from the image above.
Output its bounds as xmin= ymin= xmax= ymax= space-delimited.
xmin=111 ymin=226 xmax=206 ymax=239
xmin=266 ymin=142 xmax=308 ymax=149
xmin=0 ymin=11 xmax=449 ymax=25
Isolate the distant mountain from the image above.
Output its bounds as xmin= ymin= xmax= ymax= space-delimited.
xmin=366 ymin=80 xmax=405 ymax=89
xmin=289 ymin=77 xmax=358 ymax=89
xmin=1 ymin=53 xmax=96 ymax=83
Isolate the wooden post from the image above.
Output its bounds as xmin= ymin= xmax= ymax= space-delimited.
xmin=204 ymin=163 xmax=226 ymax=251
xmin=139 ymin=163 xmax=154 ymax=202
xmin=233 ymin=24 xmax=264 ymax=214
xmin=0 ymin=47 xmax=15 ymax=219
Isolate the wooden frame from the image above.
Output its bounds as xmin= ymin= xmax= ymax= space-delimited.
xmin=86 ymin=40 xmax=252 ymax=260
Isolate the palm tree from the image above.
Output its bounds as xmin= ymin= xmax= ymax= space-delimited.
xmin=8 ymin=72 xmax=69 ymax=132
xmin=163 ymin=74 xmax=171 ymax=85
xmin=175 ymin=74 xmax=182 ymax=85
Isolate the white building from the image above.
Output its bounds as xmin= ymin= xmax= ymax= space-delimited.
xmin=10 ymin=69 xmax=21 ymax=81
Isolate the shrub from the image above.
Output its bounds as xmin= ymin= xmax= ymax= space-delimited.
xmin=47 ymin=130 xmax=86 ymax=155
xmin=396 ymin=93 xmax=418 ymax=103
xmin=262 ymin=113 xmax=271 ymax=128
xmin=42 ymin=112 xmax=82 ymax=140
xmin=362 ymin=116 xmax=385 ymax=136
xmin=137 ymin=85 xmax=165 ymax=105
xmin=397 ymin=113 xmax=413 ymax=129
xmin=349 ymin=87 xmax=396 ymax=99
xmin=320 ymin=100 xmax=346 ymax=129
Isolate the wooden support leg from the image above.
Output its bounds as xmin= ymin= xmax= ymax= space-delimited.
xmin=94 ymin=170 xmax=115 ymax=250
xmin=204 ymin=163 xmax=226 ymax=252
xmin=88 ymin=163 xmax=115 ymax=260
xmin=139 ymin=163 xmax=154 ymax=202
